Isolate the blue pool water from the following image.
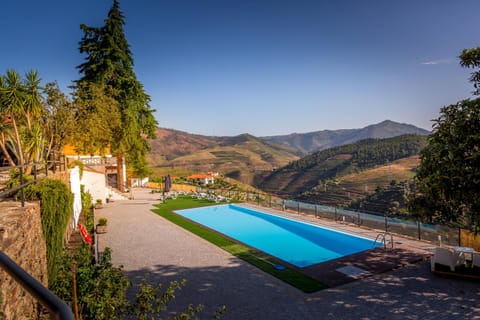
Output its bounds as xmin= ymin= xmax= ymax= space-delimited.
xmin=175 ymin=204 xmax=380 ymax=268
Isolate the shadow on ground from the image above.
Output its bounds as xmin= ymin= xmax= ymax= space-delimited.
xmin=122 ymin=259 xmax=480 ymax=320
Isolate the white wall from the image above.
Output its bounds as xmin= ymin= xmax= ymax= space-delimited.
xmin=81 ymin=170 xmax=108 ymax=204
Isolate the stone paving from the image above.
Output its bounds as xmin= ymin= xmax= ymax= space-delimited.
xmin=97 ymin=188 xmax=480 ymax=320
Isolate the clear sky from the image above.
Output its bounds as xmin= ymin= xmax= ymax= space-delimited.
xmin=1 ymin=0 xmax=478 ymax=136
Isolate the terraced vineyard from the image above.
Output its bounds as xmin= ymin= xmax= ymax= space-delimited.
xmin=256 ymin=135 xmax=426 ymax=214
xmin=297 ymin=156 xmax=419 ymax=208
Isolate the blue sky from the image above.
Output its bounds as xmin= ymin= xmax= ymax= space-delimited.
xmin=1 ymin=1 xmax=478 ymax=136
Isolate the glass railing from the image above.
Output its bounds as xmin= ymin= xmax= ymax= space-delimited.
xmin=201 ymin=187 xmax=460 ymax=247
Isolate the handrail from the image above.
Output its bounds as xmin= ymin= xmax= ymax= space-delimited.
xmin=373 ymin=232 xmax=394 ymax=250
xmin=0 ymin=251 xmax=74 ymax=320
xmin=0 ymin=161 xmax=66 ymax=206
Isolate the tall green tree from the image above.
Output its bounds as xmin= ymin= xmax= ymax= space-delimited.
xmin=460 ymin=46 xmax=480 ymax=95
xmin=411 ymin=98 xmax=480 ymax=230
xmin=411 ymin=45 xmax=480 ymax=230
xmin=75 ymin=0 xmax=157 ymax=188
xmin=43 ymin=82 xmax=76 ymax=161
xmin=71 ymin=82 xmax=121 ymax=155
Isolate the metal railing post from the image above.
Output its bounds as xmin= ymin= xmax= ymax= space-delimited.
xmin=20 ymin=166 xmax=25 ymax=207
xmin=0 ymin=252 xmax=74 ymax=320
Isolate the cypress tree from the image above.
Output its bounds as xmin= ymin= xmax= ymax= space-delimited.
xmin=76 ymin=0 xmax=157 ymax=188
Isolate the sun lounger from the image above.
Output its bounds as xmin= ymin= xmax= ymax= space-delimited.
xmin=473 ymin=253 xmax=480 ymax=268
xmin=430 ymin=247 xmax=465 ymax=271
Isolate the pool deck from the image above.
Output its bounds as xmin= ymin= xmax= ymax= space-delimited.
xmin=97 ymin=188 xmax=480 ymax=319
xmin=241 ymin=203 xmax=432 ymax=287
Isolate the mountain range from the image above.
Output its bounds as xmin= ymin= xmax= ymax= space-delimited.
xmin=255 ymin=134 xmax=427 ymax=202
xmin=262 ymin=120 xmax=430 ymax=155
xmin=147 ymin=120 xmax=430 ymax=183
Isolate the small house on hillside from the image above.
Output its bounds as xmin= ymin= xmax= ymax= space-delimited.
xmin=130 ymin=177 xmax=149 ymax=187
xmin=187 ymin=173 xmax=216 ymax=185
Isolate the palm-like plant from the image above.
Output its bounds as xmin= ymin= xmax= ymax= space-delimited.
xmin=23 ymin=122 xmax=45 ymax=165
xmin=0 ymin=120 xmax=16 ymax=166
xmin=1 ymin=69 xmax=25 ymax=166
xmin=23 ymin=70 xmax=43 ymax=131
xmin=0 ymin=70 xmax=49 ymax=171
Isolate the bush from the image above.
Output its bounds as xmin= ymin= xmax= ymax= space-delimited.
xmin=98 ymin=217 xmax=108 ymax=226
xmin=51 ymin=246 xmax=226 ymax=319
xmin=31 ymin=178 xmax=73 ymax=283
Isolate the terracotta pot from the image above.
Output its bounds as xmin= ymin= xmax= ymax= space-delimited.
xmin=96 ymin=225 xmax=107 ymax=234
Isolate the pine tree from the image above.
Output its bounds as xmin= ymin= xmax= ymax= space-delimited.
xmin=76 ymin=0 xmax=157 ymax=189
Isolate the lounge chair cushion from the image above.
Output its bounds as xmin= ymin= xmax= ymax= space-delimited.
xmin=431 ymin=247 xmax=465 ymax=272
xmin=473 ymin=253 xmax=480 ymax=268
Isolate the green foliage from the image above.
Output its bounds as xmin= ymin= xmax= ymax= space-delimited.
xmin=67 ymin=160 xmax=84 ymax=178
xmin=71 ymin=82 xmax=121 ymax=156
xmin=52 ymin=246 xmax=131 ymax=320
xmin=411 ymin=98 xmax=480 ymax=230
xmin=131 ymin=275 xmax=206 ymax=320
xmin=347 ymin=181 xmax=411 ymax=217
xmin=98 ymin=217 xmax=108 ymax=226
xmin=81 ymin=185 xmax=94 ymax=232
xmin=460 ymin=46 xmax=480 ymax=95
xmin=43 ymin=81 xmax=75 ymax=158
xmin=76 ymin=0 xmax=157 ymax=175
xmin=52 ymin=245 xmax=225 ymax=319
xmin=5 ymin=168 xmax=36 ymax=200
xmin=288 ymin=134 xmax=426 ymax=171
xmin=259 ymin=134 xmax=426 ymax=197
xmin=0 ymin=70 xmax=73 ymax=171
xmin=31 ymin=178 xmax=73 ymax=283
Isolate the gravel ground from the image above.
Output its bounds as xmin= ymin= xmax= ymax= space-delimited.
xmin=97 ymin=188 xmax=480 ymax=320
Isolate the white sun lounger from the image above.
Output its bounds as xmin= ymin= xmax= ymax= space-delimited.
xmin=473 ymin=252 xmax=480 ymax=268
xmin=430 ymin=247 xmax=466 ymax=271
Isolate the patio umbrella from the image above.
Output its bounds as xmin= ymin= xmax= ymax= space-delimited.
xmin=164 ymin=174 xmax=171 ymax=192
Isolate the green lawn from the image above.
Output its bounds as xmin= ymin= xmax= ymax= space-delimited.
xmin=152 ymin=195 xmax=327 ymax=293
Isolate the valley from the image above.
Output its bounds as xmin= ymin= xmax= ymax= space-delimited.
xmin=147 ymin=121 xmax=428 ymax=215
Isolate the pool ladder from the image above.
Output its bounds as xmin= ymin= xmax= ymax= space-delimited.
xmin=373 ymin=232 xmax=394 ymax=250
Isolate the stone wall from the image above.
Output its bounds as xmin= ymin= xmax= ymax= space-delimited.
xmin=0 ymin=201 xmax=47 ymax=320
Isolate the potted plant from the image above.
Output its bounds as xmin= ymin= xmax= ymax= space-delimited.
xmin=95 ymin=199 xmax=103 ymax=209
xmin=96 ymin=217 xmax=108 ymax=234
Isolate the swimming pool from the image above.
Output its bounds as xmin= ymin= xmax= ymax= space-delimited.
xmin=175 ymin=204 xmax=380 ymax=268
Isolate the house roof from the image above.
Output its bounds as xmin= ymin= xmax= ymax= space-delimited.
xmin=63 ymin=144 xmax=111 ymax=156
xmin=187 ymin=174 xmax=214 ymax=179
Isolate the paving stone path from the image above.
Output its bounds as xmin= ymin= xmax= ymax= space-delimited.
xmin=97 ymin=188 xmax=480 ymax=320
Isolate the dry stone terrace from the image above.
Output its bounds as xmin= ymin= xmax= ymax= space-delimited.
xmin=97 ymin=188 xmax=480 ymax=320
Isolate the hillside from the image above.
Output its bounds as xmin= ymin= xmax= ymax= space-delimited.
xmin=262 ymin=120 xmax=430 ymax=155
xmin=147 ymin=127 xmax=223 ymax=163
xmin=296 ymin=156 xmax=420 ymax=208
xmin=255 ymin=134 xmax=427 ymax=199
xmin=149 ymin=131 xmax=299 ymax=184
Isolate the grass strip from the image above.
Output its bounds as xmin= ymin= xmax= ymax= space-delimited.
xmin=152 ymin=195 xmax=327 ymax=293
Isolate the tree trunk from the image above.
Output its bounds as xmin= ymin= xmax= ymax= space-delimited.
xmin=0 ymin=136 xmax=16 ymax=166
xmin=11 ymin=116 xmax=24 ymax=166
xmin=116 ymin=152 xmax=125 ymax=192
